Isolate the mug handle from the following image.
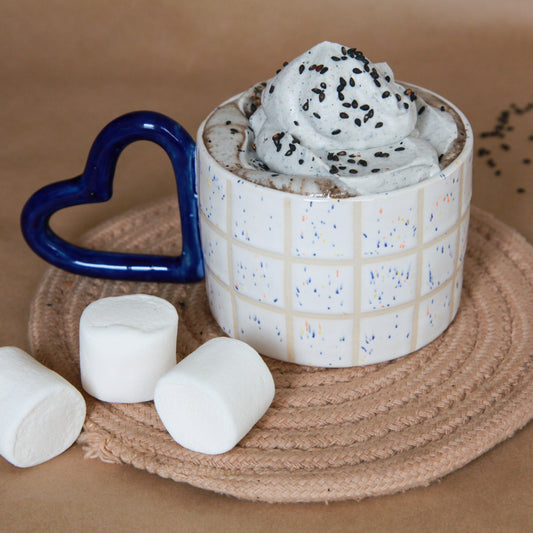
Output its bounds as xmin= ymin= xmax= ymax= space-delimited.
xmin=20 ymin=111 xmax=204 ymax=283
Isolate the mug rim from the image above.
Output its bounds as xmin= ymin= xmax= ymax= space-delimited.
xmin=196 ymin=82 xmax=473 ymax=203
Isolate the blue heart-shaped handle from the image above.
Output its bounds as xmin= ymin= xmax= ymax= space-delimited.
xmin=21 ymin=111 xmax=204 ymax=282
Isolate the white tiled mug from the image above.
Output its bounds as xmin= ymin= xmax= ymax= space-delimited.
xmin=196 ymin=87 xmax=473 ymax=367
xmin=21 ymin=87 xmax=472 ymax=367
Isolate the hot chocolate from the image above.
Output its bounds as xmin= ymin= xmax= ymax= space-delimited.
xmin=202 ymin=41 xmax=466 ymax=197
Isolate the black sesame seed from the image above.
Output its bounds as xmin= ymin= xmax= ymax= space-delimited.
xmin=404 ymin=103 xmax=409 ymax=109
xmin=351 ymin=99 xmax=358 ymax=108
xmin=349 ymin=77 xmax=355 ymax=87
xmin=327 ymin=152 xmax=334 ymax=161
xmin=340 ymin=112 xmax=349 ymax=119
xmin=371 ymin=168 xmax=381 ymax=173
xmin=517 ymin=187 xmax=526 ymax=193
xmin=272 ymin=132 xmax=285 ymax=152
xmin=342 ymin=102 xmax=352 ymax=108
xmin=338 ymin=165 xmax=347 ymax=170
xmin=347 ymin=158 xmax=356 ymax=163
xmin=375 ymin=122 xmax=384 ymax=128
xmin=349 ymin=169 xmax=358 ymax=174
xmin=320 ymin=82 xmax=327 ymax=89
xmin=313 ymin=112 xmax=321 ymax=119
xmin=382 ymin=91 xmax=391 ymax=99
xmin=320 ymin=66 xmax=329 ymax=74
xmin=395 ymin=146 xmax=405 ymax=151
xmin=329 ymin=165 xmax=339 ymax=174
xmin=418 ymin=106 xmax=426 ymax=115
xmin=360 ymin=104 xmax=370 ymax=111
xmin=299 ymin=159 xmax=304 ymax=165
xmin=395 ymin=94 xmax=402 ymax=102
xmin=331 ymin=129 xmax=341 ymax=135
xmin=385 ymin=75 xmax=391 ymax=82
xmin=440 ymin=106 xmax=446 ymax=112
xmin=337 ymin=151 xmax=347 ymax=156
xmin=269 ymin=85 xmax=275 ymax=94
xmin=294 ymin=121 xmax=299 ymax=126
xmin=230 ymin=128 xmax=238 ymax=134
xmin=303 ymin=101 xmax=309 ymax=111
xmin=487 ymin=159 xmax=496 ymax=168
xmin=312 ymin=88 xmax=322 ymax=95
xmin=374 ymin=151 xmax=390 ymax=158
xmin=524 ymin=158 xmax=531 ymax=164
xmin=299 ymin=64 xmax=305 ymax=74
xmin=331 ymin=56 xmax=341 ymax=61
xmin=352 ymin=68 xmax=363 ymax=74
xmin=319 ymin=92 xmax=326 ymax=102
xmin=358 ymin=159 xmax=368 ymax=166
xmin=337 ymin=93 xmax=344 ymax=101
xmin=478 ymin=147 xmax=490 ymax=156
xmin=225 ymin=120 xmax=232 ymax=125
xmin=500 ymin=143 xmax=510 ymax=150
xmin=354 ymin=118 xmax=361 ymax=127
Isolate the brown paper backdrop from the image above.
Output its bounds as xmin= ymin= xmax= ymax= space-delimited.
xmin=1 ymin=1 xmax=532 ymax=531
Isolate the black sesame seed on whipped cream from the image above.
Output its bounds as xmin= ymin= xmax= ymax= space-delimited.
xmin=202 ymin=41 xmax=463 ymax=197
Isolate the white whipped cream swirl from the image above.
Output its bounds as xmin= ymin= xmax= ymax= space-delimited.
xmin=248 ymin=41 xmax=457 ymax=195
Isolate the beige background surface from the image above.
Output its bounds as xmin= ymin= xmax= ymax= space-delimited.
xmin=1 ymin=1 xmax=532 ymax=531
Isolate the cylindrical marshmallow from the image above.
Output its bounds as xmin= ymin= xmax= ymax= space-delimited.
xmin=154 ymin=337 xmax=275 ymax=455
xmin=79 ymin=294 xmax=178 ymax=403
xmin=0 ymin=347 xmax=86 ymax=468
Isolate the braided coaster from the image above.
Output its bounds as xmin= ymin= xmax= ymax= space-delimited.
xmin=28 ymin=198 xmax=533 ymax=503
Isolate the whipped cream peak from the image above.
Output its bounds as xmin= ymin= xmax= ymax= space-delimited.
xmin=255 ymin=41 xmax=417 ymax=153
xmin=245 ymin=41 xmax=458 ymax=194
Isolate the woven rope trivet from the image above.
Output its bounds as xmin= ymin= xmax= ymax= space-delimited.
xmin=28 ymin=197 xmax=533 ymax=503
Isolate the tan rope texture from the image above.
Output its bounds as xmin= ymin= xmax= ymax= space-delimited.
xmin=28 ymin=197 xmax=533 ymax=503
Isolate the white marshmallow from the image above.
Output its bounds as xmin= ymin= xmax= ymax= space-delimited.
xmin=79 ymin=294 xmax=178 ymax=403
xmin=0 ymin=347 xmax=86 ymax=468
xmin=154 ymin=337 xmax=275 ymax=455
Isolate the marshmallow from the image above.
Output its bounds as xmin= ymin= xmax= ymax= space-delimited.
xmin=0 ymin=347 xmax=86 ymax=468
xmin=154 ymin=337 xmax=275 ymax=455
xmin=79 ymin=294 xmax=178 ymax=403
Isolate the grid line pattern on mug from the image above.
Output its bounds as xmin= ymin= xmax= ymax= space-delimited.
xmin=199 ymin=152 xmax=472 ymax=366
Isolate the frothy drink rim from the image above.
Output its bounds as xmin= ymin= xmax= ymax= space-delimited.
xmin=199 ymin=82 xmax=471 ymax=200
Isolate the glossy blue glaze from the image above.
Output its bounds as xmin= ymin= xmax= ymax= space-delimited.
xmin=20 ymin=111 xmax=204 ymax=282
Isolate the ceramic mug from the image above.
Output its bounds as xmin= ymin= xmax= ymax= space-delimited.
xmin=21 ymin=88 xmax=473 ymax=367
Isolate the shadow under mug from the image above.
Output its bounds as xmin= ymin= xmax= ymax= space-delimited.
xmin=21 ymin=91 xmax=473 ymax=367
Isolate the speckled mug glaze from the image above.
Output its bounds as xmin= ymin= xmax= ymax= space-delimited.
xmin=197 ymin=87 xmax=473 ymax=367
